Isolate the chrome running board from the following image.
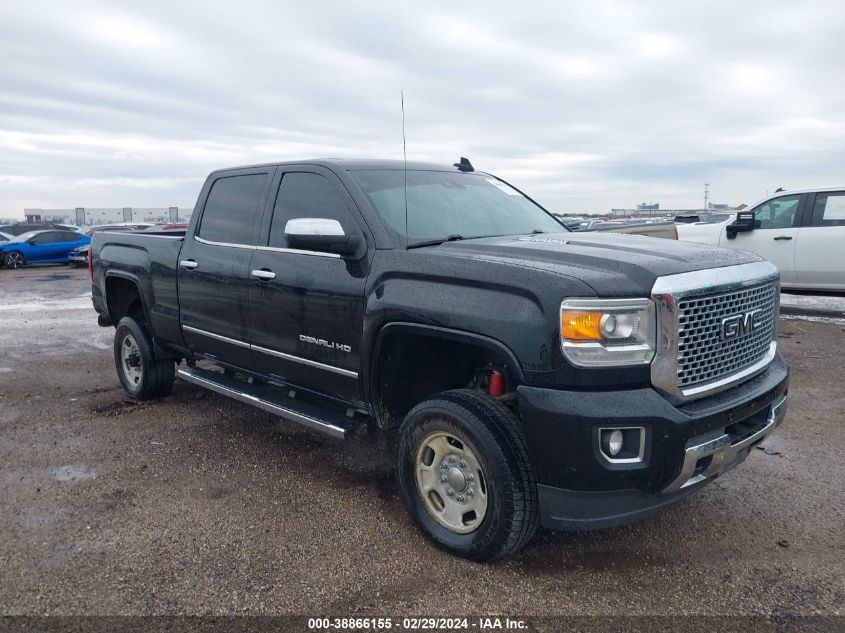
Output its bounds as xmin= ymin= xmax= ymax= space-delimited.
xmin=176 ymin=366 xmax=363 ymax=439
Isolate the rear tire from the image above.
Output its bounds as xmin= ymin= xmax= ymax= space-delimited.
xmin=4 ymin=251 xmax=25 ymax=269
xmin=114 ymin=315 xmax=175 ymax=401
xmin=397 ymin=389 xmax=539 ymax=561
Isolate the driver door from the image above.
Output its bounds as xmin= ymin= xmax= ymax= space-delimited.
xmin=248 ymin=166 xmax=369 ymax=404
xmin=719 ymin=193 xmax=804 ymax=285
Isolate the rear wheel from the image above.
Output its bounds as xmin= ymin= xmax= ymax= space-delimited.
xmin=114 ymin=315 xmax=175 ymax=400
xmin=4 ymin=251 xmax=25 ymax=269
xmin=397 ymin=389 xmax=539 ymax=561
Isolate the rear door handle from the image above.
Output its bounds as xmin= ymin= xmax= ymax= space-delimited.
xmin=251 ymin=269 xmax=276 ymax=281
xmin=773 ymin=236 xmax=793 ymax=241
xmin=179 ymin=259 xmax=199 ymax=269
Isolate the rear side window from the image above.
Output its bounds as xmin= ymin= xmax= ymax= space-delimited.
xmin=811 ymin=192 xmax=845 ymax=227
xmin=59 ymin=232 xmax=79 ymax=241
xmin=268 ymin=172 xmax=350 ymax=248
xmin=198 ymin=173 xmax=268 ymax=245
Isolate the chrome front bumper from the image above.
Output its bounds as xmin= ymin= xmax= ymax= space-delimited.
xmin=662 ymin=394 xmax=788 ymax=493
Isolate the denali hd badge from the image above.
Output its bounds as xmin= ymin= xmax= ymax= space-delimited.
xmin=720 ymin=309 xmax=763 ymax=341
xmin=299 ymin=334 xmax=351 ymax=353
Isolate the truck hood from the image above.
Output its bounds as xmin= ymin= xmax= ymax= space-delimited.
xmin=432 ymin=232 xmax=763 ymax=296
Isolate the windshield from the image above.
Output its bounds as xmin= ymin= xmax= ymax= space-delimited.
xmin=352 ymin=170 xmax=565 ymax=245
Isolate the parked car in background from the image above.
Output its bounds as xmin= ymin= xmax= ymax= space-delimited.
xmin=0 ymin=230 xmax=91 ymax=269
xmin=592 ymin=221 xmax=678 ymax=240
xmin=145 ymin=222 xmax=189 ymax=231
xmin=68 ymin=245 xmax=90 ymax=267
xmin=676 ymin=188 xmax=845 ymax=291
xmin=0 ymin=223 xmax=64 ymax=236
xmin=0 ymin=230 xmax=12 ymax=244
xmin=54 ymin=224 xmax=82 ymax=233
xmin=68 ymin=224 xmax=153 ymax=267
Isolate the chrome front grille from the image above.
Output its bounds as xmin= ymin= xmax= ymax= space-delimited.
xmin=677 ymin=283 xmax=777 ymax=388
xmin=651 ymin=261 xmax=781 ymax=402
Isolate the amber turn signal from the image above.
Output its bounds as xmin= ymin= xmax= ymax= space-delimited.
xmin=560 ymin=310 xmax=603 ymax=340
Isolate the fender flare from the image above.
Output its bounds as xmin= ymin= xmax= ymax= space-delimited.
xmin=103 ymin=270 xmax=180 ymax=361
xmin=103 ymin=270 xmax=148 ymax=324
xmin=368 ymin=322 xmax=525 ymax=408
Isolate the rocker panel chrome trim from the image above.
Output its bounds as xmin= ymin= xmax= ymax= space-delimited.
xmin=180 ymin=325 xmax=358 ymax=379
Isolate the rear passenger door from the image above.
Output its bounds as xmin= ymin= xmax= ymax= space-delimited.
xmin=248 ymin=167 xmax=369 ymax=404
xmin=795 ymin=191 xmax=845 ymax=290
xmin=178 ymin=169 xmax=273 ymax=370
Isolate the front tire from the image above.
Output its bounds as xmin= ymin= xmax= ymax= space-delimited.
xmin=397 ymin=390 xmax=539 ymax=561
xmin=4 ymin=251 xmax=25 ymax=269
xmin=114 ymin=315 xmax=175 ymax=400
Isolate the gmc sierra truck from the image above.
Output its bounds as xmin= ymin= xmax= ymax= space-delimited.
xmin=91 ymin=158 xmax=789 ymax=561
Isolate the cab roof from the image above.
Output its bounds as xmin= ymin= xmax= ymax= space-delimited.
xmin=211 ymin=158 xmax=482 ymax=175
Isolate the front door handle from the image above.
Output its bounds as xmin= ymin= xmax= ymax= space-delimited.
xmin=179 ymin=259 xmax=199 ymax=270
xmin=773 ymin=236 xmax=793 ymax=241
xmin=251 ymin=269 xmax=276 ymax=281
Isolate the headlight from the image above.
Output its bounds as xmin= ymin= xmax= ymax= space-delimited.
xmin=560 ymin=298 xmax=655 ymax=367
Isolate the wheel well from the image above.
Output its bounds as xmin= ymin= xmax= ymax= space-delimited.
xmin=373 ymin=329 xmax=519 ymax=428
xmin=105 ymin=276 xmax=144 ymax=323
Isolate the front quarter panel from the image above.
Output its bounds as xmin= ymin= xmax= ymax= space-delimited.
xmin=362 ymin=249 xmax=601 ymax=392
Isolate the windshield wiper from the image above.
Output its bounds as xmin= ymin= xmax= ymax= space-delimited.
xmin=407 ymin=234 xmax=465 ymax=249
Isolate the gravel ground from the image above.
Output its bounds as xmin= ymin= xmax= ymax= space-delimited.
xmin=0 ymin=265 xmax=843 ymax=621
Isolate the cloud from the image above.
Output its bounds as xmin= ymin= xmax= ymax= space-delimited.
xmin=1 ymin=0 xmax=844 ymax=217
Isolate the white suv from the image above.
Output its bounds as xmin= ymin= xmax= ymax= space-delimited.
xmin=676 ymin=187 xmax=845 ymax=291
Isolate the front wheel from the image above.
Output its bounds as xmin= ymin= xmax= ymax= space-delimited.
xmin=4 ymin=251 xmax=25 ymax=269
xmin=114 ymin=315 xmax=175 ymax=400
xmin=397 ymin=390 xmax=539 ymax=561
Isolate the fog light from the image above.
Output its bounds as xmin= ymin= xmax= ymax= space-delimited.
xmin=607 ymin=429 xmax=624 ymax=456
xmin=598 ymin=427 xmax=646 ymax=463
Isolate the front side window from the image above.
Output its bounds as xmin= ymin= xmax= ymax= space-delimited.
xmin=268 ymin=172 xmax=350 ymax=248
xmin=811 ymin=192 xmax=845 ymax=227
xmin=753 ymin=194 xmax=801 ymax=230
xmin=198 ymin=173 xmax=268 ymax=245
xmin=351 ymin=170 xmax=564 ymax=245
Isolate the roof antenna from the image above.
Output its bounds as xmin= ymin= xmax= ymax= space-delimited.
xmin=454 ymin=157 xmax=474 ymax=172
xmin=401 ymin=90 xmax=409 ymax=249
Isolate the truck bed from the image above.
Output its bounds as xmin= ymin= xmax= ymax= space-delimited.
xmin=91 ymin=230 xmax=185 ymax=346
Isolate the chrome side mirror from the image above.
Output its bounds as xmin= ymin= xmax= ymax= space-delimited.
xmin=283 ymin=218 xmax=360 ymax=255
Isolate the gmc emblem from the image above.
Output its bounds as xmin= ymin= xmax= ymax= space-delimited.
xmin=720 ymin=309 xmax=763 ymax=341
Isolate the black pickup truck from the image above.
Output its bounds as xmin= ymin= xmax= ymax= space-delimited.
xmin=91 ymin=159 xmax=788 ymax=561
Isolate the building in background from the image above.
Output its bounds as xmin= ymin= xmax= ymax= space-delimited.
xmin=636 ymin=202 xmax=660 ymax=212
xmin=23 ymin=207 xmax=190 ymax=226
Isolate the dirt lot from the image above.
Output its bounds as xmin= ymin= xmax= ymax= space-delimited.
xmin=1 ymin=266 xmax=843 ymax=620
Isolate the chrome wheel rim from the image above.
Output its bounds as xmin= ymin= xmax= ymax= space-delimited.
xmin=120 ymin=334 xmax=143 ymax=386
xmin=415 ymin=430 xmax=488 ymax=534
xmin=7 ymin=252 xmax=23 ymax=269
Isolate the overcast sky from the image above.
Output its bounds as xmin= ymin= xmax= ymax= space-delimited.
xmin=1 ymin=0 xmax=844 ymax=217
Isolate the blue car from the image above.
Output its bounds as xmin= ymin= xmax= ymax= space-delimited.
xmin=0 ymin=229 xmax=91 ymax=269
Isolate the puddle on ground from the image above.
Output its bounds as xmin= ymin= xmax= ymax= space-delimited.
xmin=22 ymin=511 xmax=52 ymax=529
xmin=49 ymin=464 xmax=97 ymax=482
